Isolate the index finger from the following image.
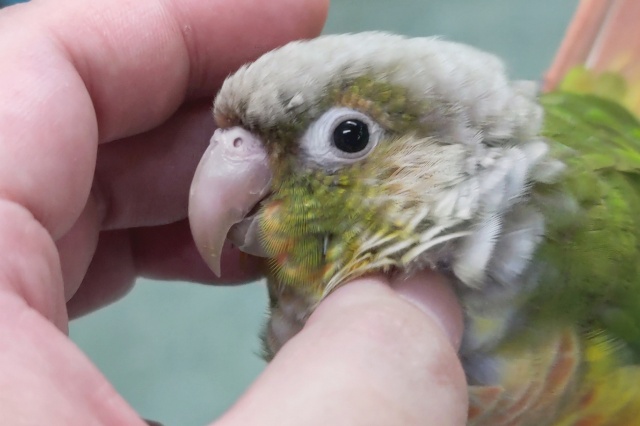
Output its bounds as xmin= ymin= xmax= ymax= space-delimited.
xmin=0 ymin=0 xmax=327 ymax=325
xmin=0 ymin=0 xmax=328 ymax=237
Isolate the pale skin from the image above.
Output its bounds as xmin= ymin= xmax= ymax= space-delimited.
xmin=0 ymin=0 xmax=467 ymax=424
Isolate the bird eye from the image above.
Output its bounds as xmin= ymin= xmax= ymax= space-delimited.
xmin=298 ymin=107 xmax=383 ymax=168
xmin=332 ymin=119 xmax=370 ymax=153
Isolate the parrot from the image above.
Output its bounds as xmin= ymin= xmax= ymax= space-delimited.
xmin=188 ymin=0 xmax=640 ymax=424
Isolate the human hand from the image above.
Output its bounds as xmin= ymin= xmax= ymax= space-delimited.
xmin=216 ymin=270 xmax=468 ymax=426
xmin=0 ymin=0 xmax=467 ymax=424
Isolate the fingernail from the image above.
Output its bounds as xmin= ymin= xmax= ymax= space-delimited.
xmin=391 ymin=270 xmax=464 ymax=350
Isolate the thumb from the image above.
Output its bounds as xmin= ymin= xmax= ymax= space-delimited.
xmin=216 ymin=270 xmax=468 ymax=426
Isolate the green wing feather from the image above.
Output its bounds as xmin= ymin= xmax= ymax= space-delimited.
xmin=532 ymin=89 xmax=640 ymax=359
xmin=468 ymin=86 xmax=640 ymax=426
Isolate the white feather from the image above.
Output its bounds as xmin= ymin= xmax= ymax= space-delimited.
xmin=215 ymin=33 xmax=542 ymax=148
xmin=453 ymin=216 xmax=503 ymax=286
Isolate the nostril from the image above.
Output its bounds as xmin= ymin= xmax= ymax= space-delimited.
xmin=213 ymin=126 xmax=267 ymax=162
xmin=209 ymin=132 xmax=220 ymax=148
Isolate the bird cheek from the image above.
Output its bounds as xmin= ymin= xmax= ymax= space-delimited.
xmin=188 ymin=126 xmax=272 ymax=276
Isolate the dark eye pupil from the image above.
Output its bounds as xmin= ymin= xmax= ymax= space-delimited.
xmin=332 ymin=119 xmax=370 ymax=153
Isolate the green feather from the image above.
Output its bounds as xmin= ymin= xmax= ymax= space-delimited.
xmin=528 ymin=90 xmax=640 ymax=358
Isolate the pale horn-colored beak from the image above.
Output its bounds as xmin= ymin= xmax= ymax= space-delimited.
xmin=188 ymin=126 xmax=272 ymax=276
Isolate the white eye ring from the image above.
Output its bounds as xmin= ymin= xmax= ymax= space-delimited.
xmin=299 ymin=107 xmax=383 ymax=168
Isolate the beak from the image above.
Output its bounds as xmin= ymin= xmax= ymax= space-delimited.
xmin=188 ymin=126 xmax=272 ymax=276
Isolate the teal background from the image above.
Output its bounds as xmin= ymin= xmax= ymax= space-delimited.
xmin=70 ymin=1 xmax=579 ymax=425
xmin=0 ymin=0 xmax=27 ymax=6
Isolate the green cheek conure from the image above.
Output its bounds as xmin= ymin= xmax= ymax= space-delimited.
xmin=189 ymin=1 xmax=640 ymax=424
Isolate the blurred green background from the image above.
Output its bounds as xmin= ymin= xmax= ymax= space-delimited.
xmin=69 ymin=1 xmax=578 ymax=425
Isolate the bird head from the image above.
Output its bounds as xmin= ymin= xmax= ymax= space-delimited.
xmin=202 ymin=33 xmax=548 ymax=297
